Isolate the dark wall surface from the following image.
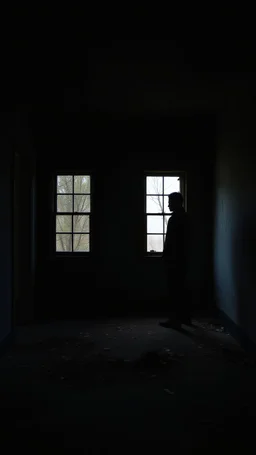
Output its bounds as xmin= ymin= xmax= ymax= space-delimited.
xmin=12 ymin=111 xmax=36 ymax=326
xmin=215 ymin=102 xmax=256 ymax=345
xmin=34 ymin=112 xmax=216 ymax=319
xmin=0 ymin=121 xmax=13 ymax=341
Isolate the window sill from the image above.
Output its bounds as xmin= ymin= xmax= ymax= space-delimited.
xmin=55 ymin=252 xmax=91 ymax=258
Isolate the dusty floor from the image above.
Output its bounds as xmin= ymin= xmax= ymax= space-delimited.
xmin=1 ymin=317 xmax=256 ymax=451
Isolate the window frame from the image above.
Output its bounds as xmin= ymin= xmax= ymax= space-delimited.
xmin=54 ymin=172 xmax=93 ymax=256
xmin=144 ymin=171 xmax=187 ymax=257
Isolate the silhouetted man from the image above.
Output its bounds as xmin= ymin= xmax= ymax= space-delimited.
xmin=160 ymin=192 xmax=191 ymax=329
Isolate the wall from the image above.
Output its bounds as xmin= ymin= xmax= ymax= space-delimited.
xmin=0 ymin=107 xmax=35 ymax=343
xmin=215 ymin=102 xmax=256 ymax=346
xmin=0 ymin=117 xmax=13 ymax=343
xmin=35 ymin=112 xmax=216 ymax=319
xmin=13 ymin=109 xmax=36 ymax=325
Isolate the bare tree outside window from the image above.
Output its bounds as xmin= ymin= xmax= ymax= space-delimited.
xmin=146 ymin=175 xmax=181 ymax=253
xmin=56 ymin=175 xmax=91 ymax=252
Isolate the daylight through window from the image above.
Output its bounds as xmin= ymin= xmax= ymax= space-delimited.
xmin=56 ymin=175 xmax=91 ymax=252
xmin=146 ymin=175 xmax=181 ymax=253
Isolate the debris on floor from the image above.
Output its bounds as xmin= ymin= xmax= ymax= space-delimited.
xmin=164 ymin=389 xmax=175 ymax=395
xmin=192 ymin=320 xmax=227 ymax=334
xmin=133 ymin=349 xmax=185 ymax=371
xmin=2 ymin=318 xmax=255 ymax=393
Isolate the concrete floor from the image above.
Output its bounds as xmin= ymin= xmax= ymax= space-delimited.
xmin=1 ymin=317 xmax=256 ymax=451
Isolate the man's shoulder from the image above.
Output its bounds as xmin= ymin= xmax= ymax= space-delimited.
xmin=174 ymin=211 xmax=189 ymax=232
xmin=173 ymin=210 xmax=187 ymax=223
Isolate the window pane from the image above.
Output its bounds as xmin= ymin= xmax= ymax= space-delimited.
xmin=56 ymin=215 xmax=72 ymax=232
xmin=146 ymin=195 xmax=163 ymax=213
xmin=74 ymin=195 xmax=90 ymax=213
xmin=147 ymin=235 xmax=163 ymax=253
xmin=73 ymin=215 xmax=90 ymax=233
xmin=57 ymin=175 xmax=73 ymax=193
xmin=56 ymin=234 xmax=72 ymax=252
xmin=73 ymin=234 xmax=90 ymax=252
xmin=146 ymin=176 xmax=163 ymax=194
xmin=57 ymin=195 xmax=73 ymax=212
xmin=164 ymin=176 xmax=180 ymax=195
xmin=164 ymin=215 xmax=171 ymax=233
xmin=147 ymin=215 xmax=164 ymax=234
xmin=74 ymin=175 xmax=90 ymax=194
xmin=164 ymin=195 xmax=171 ymax=213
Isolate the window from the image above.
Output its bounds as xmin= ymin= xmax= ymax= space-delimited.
xmin=145 ymin=174 xmax=185 ymax=254
xmin=55 ymin=175 xmax=91 ymax=253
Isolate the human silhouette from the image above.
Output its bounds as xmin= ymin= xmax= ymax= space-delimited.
xmin=160 ymin=192 xmax=191 ymax=329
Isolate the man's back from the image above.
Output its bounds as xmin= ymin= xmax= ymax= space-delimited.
xmin=163 ymin=207 xmax=189 ymax=271
xmin=159 ymin=192 xmax=191 ymax=328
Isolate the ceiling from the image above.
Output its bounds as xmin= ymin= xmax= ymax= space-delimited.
xmin=87 ymin=39 xmax=255 ymax=114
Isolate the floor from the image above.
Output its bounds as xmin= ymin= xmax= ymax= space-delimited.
xmin=1 ymin=317 xmax=256 ymax=451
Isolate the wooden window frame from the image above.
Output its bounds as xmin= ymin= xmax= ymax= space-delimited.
xmin=145 ymin=171 xmax=187 ymax=256
xmin=54 ymin=173 xmax=92 ymax=256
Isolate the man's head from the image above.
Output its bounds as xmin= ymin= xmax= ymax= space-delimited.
xmin=168 ymin=192 xmax=184 ymax=212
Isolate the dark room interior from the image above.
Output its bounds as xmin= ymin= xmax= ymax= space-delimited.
xmin=1 ymin=33 xmax=256 ymax=449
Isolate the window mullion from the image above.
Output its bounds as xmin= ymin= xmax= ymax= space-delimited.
xmin=162 ymin=192 xmax=164 ymax=248
xmin=72 ymin=175 xmax=74 ymax=252
xmin=55 ymin=176 xmax=57 ymax=253
xmin=163 ymin=175 xmax=165 ymax=251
